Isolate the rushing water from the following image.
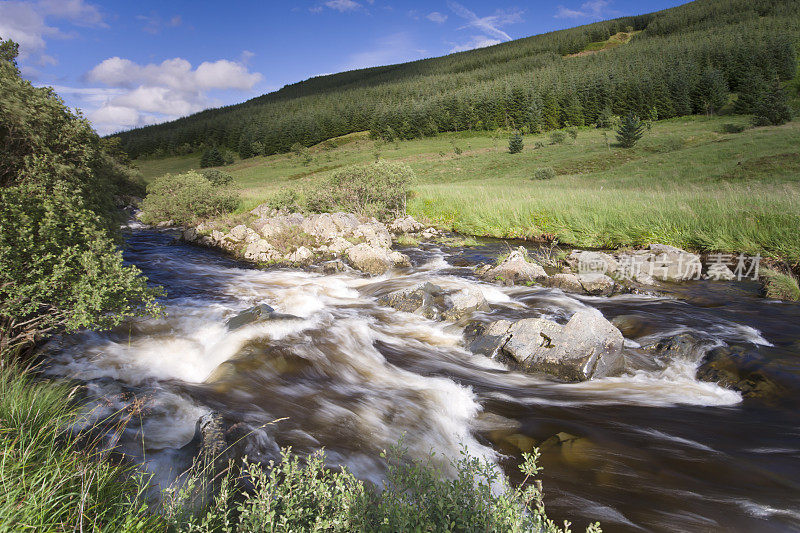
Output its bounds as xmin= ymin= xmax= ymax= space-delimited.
xmin=41 ymin=226 xmax=800 ymax=532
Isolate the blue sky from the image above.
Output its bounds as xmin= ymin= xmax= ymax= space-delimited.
xmin=1 ymin=0 xmax=687 ymax=135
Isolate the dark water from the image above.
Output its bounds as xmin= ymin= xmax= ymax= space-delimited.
xmin=42 ymin=227 xmax=800 ymax=532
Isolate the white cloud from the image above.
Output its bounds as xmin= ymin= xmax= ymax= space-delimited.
xmin=0 ymin=0 xmax=105 ymax=63
xmin=426 ymin=12 xmax=447 ymax=24
xmin=324 ymin=0 xmax=360 ymax=12
xmin=446 ymin=1 xmax=522 ymax=52
xmin=77 ymin=56 xmax=263 ymax=134
xmin=136 ymin=13 xmax=182 ymax=34
xmin=555 ymin=0 xmax=615 ymax=19
xmin=449 ymin=35 xmax=501 ymax=53
xmin=344 ymin=32 xmax=426 ymax=70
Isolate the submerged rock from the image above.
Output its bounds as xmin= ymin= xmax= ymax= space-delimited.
xmin=696 ymin=346 xmax=785 ymax=401
xmin=465 ymin=310 xmax=625 ymax=381
xmin=379 ymin=282 xmax=490 ymax=322
xmin=481 ymin=247 xmax=548 ymax=285
xmin=226 ymin=304 xmax=299 ymax=330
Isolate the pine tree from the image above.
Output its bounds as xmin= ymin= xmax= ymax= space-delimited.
xmin=734 ymin=71 xmax=768 ymax=114
xmin=752 ymin=78 xmax=793 ymax=126
xmin=693 ymin=69 xmax=728 ymax=115
xmin=508 ymin=132 xmax=524 ymax=154
xmin=200 ymin=146 xmax=225 ymax=168
xmin=238 ymin=134 xmax=254 ymax=159
xmin=616 ymin=112 xmax=644 ymax=148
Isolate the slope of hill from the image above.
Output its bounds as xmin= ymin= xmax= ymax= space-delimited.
xmin=114 ymin=0 xmax=799 ymax=159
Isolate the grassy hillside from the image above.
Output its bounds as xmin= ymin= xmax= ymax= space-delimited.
xmin=115 ymin=0 xmax=799 ymax=158
xmin=137 ymin=116 xmax=800 ymax=260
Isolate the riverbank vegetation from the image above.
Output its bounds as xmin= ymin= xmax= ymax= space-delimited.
xmin=136 ymin=115 xmax=800 ymax=262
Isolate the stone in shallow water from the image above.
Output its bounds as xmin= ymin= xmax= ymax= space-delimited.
xmin=465 ymin=310 xmax=625 ymax=382
xmin=225 ymin=304 xmax=299 ymax=330
xmin=379 ymin=282 xmax=490 ymax=322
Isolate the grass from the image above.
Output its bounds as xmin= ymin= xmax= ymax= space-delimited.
xmin=136 ymin=115 xmax=800 ymax=260
xmin=566 ymin=31 xmax=641 ymax=57
xmin=761 ymin=268 xmax=800 ymax=300
xmin=0 ymin=364 xmax=159 ymax=532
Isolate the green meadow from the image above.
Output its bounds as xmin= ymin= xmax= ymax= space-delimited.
xmin=136 ymin=116 xmax=800 ymax=260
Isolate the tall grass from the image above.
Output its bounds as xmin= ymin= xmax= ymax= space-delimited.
xmin=0 ymin=364 xmax=160 ymax=532
xmin=411 ymin=182 xmax=800 ymax=259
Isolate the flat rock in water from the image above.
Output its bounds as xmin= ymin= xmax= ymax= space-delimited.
xmin=380 ymin=282 xmax=490 ymax=322
xmin=481 ymin=247 xmax=547 ymax=285
xmin=226 ymin=304 xmax=299 ymax=330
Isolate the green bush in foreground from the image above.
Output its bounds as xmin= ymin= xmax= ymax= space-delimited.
xmin=140 ymin=171 xmax=239 ymax=225
xmin=532 ymin=167 xmax=557 ymax=180
xmin=306 ymin=160 xmax=414 ymax=220
xmin=200 ymin=169 xmax=234 ymax=187
xmin=760 ymin=268 xmax=800 ymax=301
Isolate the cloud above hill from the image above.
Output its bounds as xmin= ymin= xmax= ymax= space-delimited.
xmin=446 ymin=1 xmax=523 ymax=52
xmin=82 ymin=56 xmax=263 ymax=134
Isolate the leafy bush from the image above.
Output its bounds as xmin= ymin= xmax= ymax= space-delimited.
xmin=165 ymin=445 xmax=601 ymax=533
xmin=616 ymin=112 xmax=645 ymax=148
xmin=721 ymin=123 xmax=746 ymax=134
xmin=199 ymin=169 xmax=233 ymax=186
xmin=140 ymin=171 xmax=239 ymax=225
xmin=267 ymin=189 xmax=303 ymax=212
xmin=306 ymin=160 xmax=414 ymax=220
xmin=549 ymin=131 xmax=566 ymax=145
xmin=0 ymin=38 xmax=159 ymax=354
xmin=566 ymin=127 xmax=579 ymax=141
xmin=532 ymin=167 xmax=557 ymax=180
xmin=534 ymin=141 xmax=545 ymax=149
xmin=508 ymin=133 xmax=524 ymax=154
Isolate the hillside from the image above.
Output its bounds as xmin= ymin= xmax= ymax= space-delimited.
xmin=114 ymin=0 xmax=799 ymax=159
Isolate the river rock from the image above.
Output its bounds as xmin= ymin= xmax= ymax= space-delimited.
xmin=226 ymin=304 xmax=300 ymax=330
xmin=567 ymin=250 xmax=619 ymax=276
xmin=285 ymin=246 xmax=314 ymax=265
xmin=244 ymin=239 xmax=278 ymax=262
xmin=182 ymin=227 xmax=199 ymax=242
xmin=380 ymin=282 xmax=490 ymax=322
xmin=578 ymin=273 xmax=616 ymax=296
xmin=390 ymin=215 xmax=424 ymax=234
xmin=614 ymin=244 xmax=702 ymax=283
xmin=345 ymin=243 xmax=409 ymax=275
xmin=301 ymin=213 xmax=341 ymax=241
xmin=228 ymin=224 xmax=249 ymax=242
xmin=464 ymin=319 xmax=514 ymax=357
xmin=354 ymin=221 xmax=392 ymax=248
xmin=328 ymin=237 xmax=353 ymax=254
xmin=466 ymin=310 xmax=625 ymax=381
xmin=640 ymin=332 xmax=715 ymax=362
xmin=482 ymin=247 xmax=548 ymax=285
xmin=696 ymin=346 xmax=784 ymax=401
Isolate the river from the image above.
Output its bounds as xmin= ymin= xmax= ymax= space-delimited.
xmin=41 ymin=226 xmax=800 ymax=532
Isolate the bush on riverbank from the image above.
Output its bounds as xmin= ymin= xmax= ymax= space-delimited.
xmin=306 ymin=160 xmax=414 ymax=221
xmin=140 ymin=171 xmax=239 ymax=225
xmin=0 ymin=39 xmax=160 ymax=357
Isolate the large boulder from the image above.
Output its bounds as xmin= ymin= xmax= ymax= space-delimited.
xmin=379 ymin=282 xmax=490 ymax=322
xmin=345 ymin=244 xmax=409 ymax=275
xmin=285 ymin=246 xmax=314 ymax=265
xmin=481 ymin=247 xmax=547 ymax=285
xmin=244 ymin=239 xmax=275 ymax=261
xmin=228 ymin=224 xmax=249 ymax=242
xmin=567 ymin=250 xmax=619 ymax=276
xmin=614 ymin=244 xmax=702 ymax=284
xmin=390 ymin=215 xmax=424 ymax=234
xmin=546 ymin=272 xmax=615 ymax=296
xmin=354 ymin=221 xmax=392 ymax=248
xmin=301 ymin=213 xmax=341 ymax=241
xmin=465 ymin=310 xmax=625 ymax=381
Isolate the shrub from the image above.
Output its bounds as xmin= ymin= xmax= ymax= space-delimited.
xmin=761 ymin=268 xmax=800 ymax=301
xmin=508 ymin=133 xmax=524 ymax=154
xmin=139 ymin=171 xmax=238 ymax=225
xmin=166 ymin=445 xmax=600 ymax=533
xmin=267 ymin=189 xmax=303 ymax=212
xmin=199 ymin=169 xmax=233 ymax=186
xmin=616 ymin=112 xmax=645 ymax=148
xmin=721 ymin=123 xmax=746 ymax=134
xmin=566 ymin=127 xmax=578 ymax=141
xmin=306 ymin=160 xmax=414 ymax=220
xmin=548 ymin=131 xmax=566 ymax=145
xmin=532 ymin=167 xmax=556 ymax=180
xmin=534 ymin=141 xmax=545 ymax=149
